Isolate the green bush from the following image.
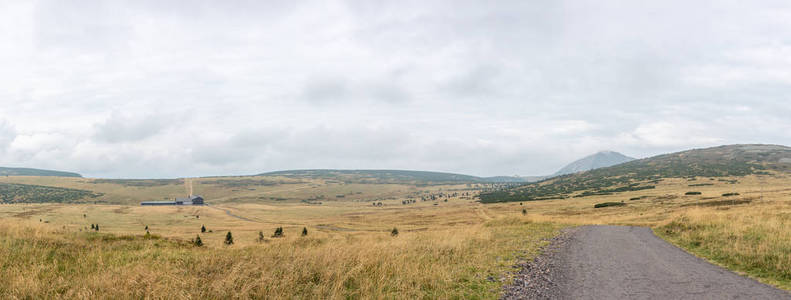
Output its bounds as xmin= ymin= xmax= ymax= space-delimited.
xmin=224 ymin=232 xmax=234 ymax=245
xmin=594 ymin=202 xmax=626 ymax=208
xmin=272 ymin=227 xmax=284 ymax=238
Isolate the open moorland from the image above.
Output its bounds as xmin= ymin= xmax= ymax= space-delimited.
xmin=1 ymin=145 xmax=791 ymax=298
xmin=0 ymin=173 xmax=556 ymax=299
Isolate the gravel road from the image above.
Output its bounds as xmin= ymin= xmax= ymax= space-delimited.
xmin=503 ymin=225 xmax=790 ymax=299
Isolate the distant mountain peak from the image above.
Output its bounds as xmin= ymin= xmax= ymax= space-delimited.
xmin=554 ymin=151 xmax=635 ymax=176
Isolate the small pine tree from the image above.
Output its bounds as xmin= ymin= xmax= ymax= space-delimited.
xmin=224 ymin=231 xmax=234 ymax=245
xmin=522 ymin=208 xmax=527 ymax=215
xmin=391 ymin=227 xmax=399 ymax=237
xmin=201 ymin=225 xmax=206 ymax=233
xmin=194 ymin=235 xmax=203 ymax=247
xmin=90 ymin=224 xmax=95 ymax=230
xmin=145 ymin=225 xmax=149 ymax=231
xmin=95 ymin=224 xmax=99 ymax=231
xmin=258 ymin=231 xmax=265 ymax=242
xmin=273 ymin=227 xmax=284 ymax=238
xmin=301 ymin=227 xmax=308 ymax=236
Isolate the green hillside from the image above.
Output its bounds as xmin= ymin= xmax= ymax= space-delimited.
xmin=0 ymin=182 xmax=102 ymax=204
xmin=479 ymin=144 xmax=791 ymax=203
xmin=0 ymin=167 xmax=82 ymax=178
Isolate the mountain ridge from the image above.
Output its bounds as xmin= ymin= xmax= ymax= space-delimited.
xmin=554 ymin=151 xmax=635 ymax=176
xmin=479 ymin=144 xmax=791 ymax=203
xmin=0 ymin=167 xmax=82 ymax=178
xmin=258 ymin=169 xmax=538 ymax=183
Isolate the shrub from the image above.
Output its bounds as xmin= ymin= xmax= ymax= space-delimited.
xmin=201 ymin=225 xmax=206 ymax=233
xmin=301 ymin=227 xmax=308 ymax=236
xmin=722 ymin=192 xmax=740 ymax=197
xmin=94 ymin=224 xmax=99 ymax=231
xmin=194 ymin=235 xmax=203 ymax=247
xmin=685 ymin=191 xmax=702 ymax=195
xmin=144 ymin=231 xmax=151 ymax=239
xmin=90 ymin=224 xmax=94 ymax=230
xmin=273 ymin=227 xmax=284 ymax=238
xmin=594 ymin=202 xmax=626 ymax=208
xmin=258 ymin=231 xmax=265 ymax=242
xmin=224 ymin=232 xmax=233 ymax=245
xmin=521 ymin=208 xmax=527 ymax=215
xmin=391 ymin=228 xmax=399 ymax=236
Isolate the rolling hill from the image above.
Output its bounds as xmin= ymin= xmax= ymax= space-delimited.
xmin=479 ymin=144 xmax=791 ymax=203
xmin=258 ymin=169 xmax=530 ymax=183
xmin=554 ymin=151 xmax=634 ymax=176
xmin=0 ymin=167 xmax=82 ymax=177
xmin=0 ymin=182 xmax=101 ymax=204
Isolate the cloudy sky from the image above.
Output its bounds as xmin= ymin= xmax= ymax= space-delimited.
xmin=1 ymin=1 xmax=790 ymax=178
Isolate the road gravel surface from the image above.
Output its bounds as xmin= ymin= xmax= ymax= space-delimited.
xmin=503 ymin=225 xmax=789 ymax=299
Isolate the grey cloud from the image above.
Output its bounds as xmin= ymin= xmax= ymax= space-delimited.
xmin=301 ymin=77 xmax=350 ymax=104
xmin=2 ymin=1 xmax=791 ymax=178
xmin=443 ymin=65 xmax=503 ymax=100
xmin=300 ymin=75 xmax=412 ymax=105
xmin=191 ymin=128 xmax=284 ymax=166
xmin=0 ymin=120 xmax=16 ymax=151
xmin=367 ymin=82 xmax=409 ymax=104
xmin=93 ymin=113 xmax=170 ymax=143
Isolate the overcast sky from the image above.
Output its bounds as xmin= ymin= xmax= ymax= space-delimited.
xmin=1 ymin=1 xmax=791 ymax=178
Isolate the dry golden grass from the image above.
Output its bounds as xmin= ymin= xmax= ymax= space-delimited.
xmin=657 ymin=204 xmax=791 ymax=290
xmin=490 ymin=173 xmax=791 ymax=290
xmin=2 ymin=173 xmax=791 ymax=297
xmin=0 ymin=175 xmax=470 ymax=205
xmin=0 ymin=195 xmax=561 ymax=299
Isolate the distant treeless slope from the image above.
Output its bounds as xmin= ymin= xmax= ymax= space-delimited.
xmin=0 ymin=167 xmax=82 ymax=178
xmin=554 ymin=151 xmax=635 ymax=176
xmin=258 ymin=169 xmax=539 ymax=183
xmin=480 ymin=144 xmax=791 ymax=203
xmin=258 ymin=169 xmax=484 ymax=183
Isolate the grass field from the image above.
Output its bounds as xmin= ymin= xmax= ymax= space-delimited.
xmin=0 ymin=175 xmax=478 ymax=205
xmin=1 ymin=173 xmax=791 ymax=297
xmin=0 ymin=180 xmax=560 ymax=299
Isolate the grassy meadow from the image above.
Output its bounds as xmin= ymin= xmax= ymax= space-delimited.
xmin=0 ymin=177 xmax=559 ymax=299
xmin=1 ymin=173 xmax=791 ymax=297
